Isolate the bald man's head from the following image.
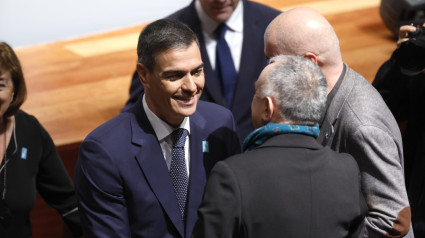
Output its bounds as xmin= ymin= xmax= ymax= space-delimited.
xmin=265 ymin=7 xmax=341 ymax=63
xmin=264 ymin=7 xmax=344 ymax=92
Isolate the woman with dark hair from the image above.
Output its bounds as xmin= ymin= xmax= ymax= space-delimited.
xmin=0 ymin=42 xmax=82 ymax=237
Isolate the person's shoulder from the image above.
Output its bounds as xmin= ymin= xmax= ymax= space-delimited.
xmin=85 ymin=112 xmax=133 ymax=142
xmin=196 ymin=100 xmax=233 ymax=117
xmin=166 ymin=2 xmax=194 ymax=20
xmin=14 ymin=110 xmax=43 ymax=129
xmin=324 ymin=146 xmax=358 ymax=167
xmin=344 ymin=67 xmax=384 ymax=108
xmin=192 ymin=101 xmax=237 ymax=135
xmin=339 ymin=65 xmax=398 ymax=129
xmin=209 ymin=152 xmax=247 ymax=171
xmin=244 ymin=0 xmax=281 ymax=16
xmin=344 ymin=65 xmax=379 ymax=94
xmin=314 ymin=146 xmax=361 ymax=182
xmin=14 ymin=111 xmax=58 ymax=145
xmin=15 ymin=110 xmax=36 ymax=121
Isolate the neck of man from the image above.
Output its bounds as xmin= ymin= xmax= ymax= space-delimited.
xmin=322 ymin=61 xmax=344 ymax=94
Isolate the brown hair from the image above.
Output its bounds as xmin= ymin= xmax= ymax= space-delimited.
xmin=0 ymin=42 xmax=27 ymax=117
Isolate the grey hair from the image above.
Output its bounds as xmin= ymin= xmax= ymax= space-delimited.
xmin=260 ymin=55 xmax=327 ymax=125
xmin=137 ymin=19 xmax=200 ymax=72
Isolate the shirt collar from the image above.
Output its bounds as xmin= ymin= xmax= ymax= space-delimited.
xmin=143 ymin=95 xmax=191 ymax=141
xmin=195 ymin=0 xmax=243 ymax=36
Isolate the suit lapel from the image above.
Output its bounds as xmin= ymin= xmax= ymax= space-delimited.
xmin=185 ymin=111 xmax=207 ymax=238
xmin=130 ymin=103 xmax=185 ymax=237
xmin=318 ymin=64 xmax=354 ymax=146
xmin=231 ymin=1 xmax=262 ymax=111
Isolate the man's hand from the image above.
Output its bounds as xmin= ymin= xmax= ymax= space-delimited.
xmin=397 ymin=23 xmax=425 ymax=47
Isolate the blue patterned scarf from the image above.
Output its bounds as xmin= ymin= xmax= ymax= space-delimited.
xmin=242 ymin=122 xmax=320 ymax=152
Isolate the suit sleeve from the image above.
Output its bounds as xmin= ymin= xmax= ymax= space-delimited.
xmin=74 ymin=138 xmax=131 ymax=238
xmin=348 ymin=126 xmax=413 ymax=237
xmin=192 ymin=161 xmax=243 ymax=238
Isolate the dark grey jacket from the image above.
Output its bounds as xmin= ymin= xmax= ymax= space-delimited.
xmin=318 ymin=64 xmax=413 ymax=237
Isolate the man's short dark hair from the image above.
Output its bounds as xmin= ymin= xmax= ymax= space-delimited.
xmin=137 ymin=19 xmax=200 ymax=72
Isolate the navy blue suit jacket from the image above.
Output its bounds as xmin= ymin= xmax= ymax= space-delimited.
xmin=124 ymin=0 xmax=281 ymax=142
xmin=75 ymin=99 xmax=241 ymax=238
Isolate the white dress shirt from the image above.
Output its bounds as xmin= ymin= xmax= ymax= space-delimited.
xmin=195 ymin=0 xmax=244 ymax=72
xmin=143 ymin=95 xmax=191 ymax=175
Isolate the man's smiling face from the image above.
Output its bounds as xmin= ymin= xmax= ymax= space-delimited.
xmin=138 ymin=41 xmax=204 ymax=127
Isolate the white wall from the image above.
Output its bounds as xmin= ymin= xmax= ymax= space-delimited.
xmin=0 ymin=0 xmax=192 ymax=48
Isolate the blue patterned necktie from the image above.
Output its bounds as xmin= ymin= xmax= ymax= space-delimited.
xmin=215 ymin=23 xmax=238 ymax=108
xmin=170 ymin=128 xmax=189 ymax=220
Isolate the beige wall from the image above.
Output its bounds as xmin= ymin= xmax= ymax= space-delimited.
xmin=0 ymin=0 xmax=192 ymax=47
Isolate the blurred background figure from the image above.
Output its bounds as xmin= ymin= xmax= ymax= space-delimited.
xmin=373 ymin=23 xmax=425 ymax=237
xmin=0 ymin=42 xmax=82 ymax=237
xmin=123 ymin=0 xmax=281 ymax=143
xmin=379 ymin=0 xmax=425 ymax=37
xmin=192 ymin=55 xmax=367 ymax=238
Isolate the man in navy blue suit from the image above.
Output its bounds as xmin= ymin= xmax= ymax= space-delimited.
xmin=75 ymin=19 xmax=241 ymax=238
xmin=123 ymin=0 xmax=281 ymax=142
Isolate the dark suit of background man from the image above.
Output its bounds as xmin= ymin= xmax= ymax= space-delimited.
xmin=264 ymin=7 xmax=413 ymax=237
xmin=192 ymin=55 xmax=367 ymax=238
xmin=123 ymin=0 xmax=281 ymax=142
xmin=75 ymin=19 xmax=241 ymax=238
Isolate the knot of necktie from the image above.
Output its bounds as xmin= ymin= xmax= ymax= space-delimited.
xmin=215 ymin=23 xmax=229 ymax=40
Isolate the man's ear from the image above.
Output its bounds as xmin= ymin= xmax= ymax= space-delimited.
xmin=262 ymin=96 xmax=275 ymax=123
xmin=136 ymin=63 xmax=149 ymax=87
xmin=304 ymin=52 xmax=318 ymax=64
